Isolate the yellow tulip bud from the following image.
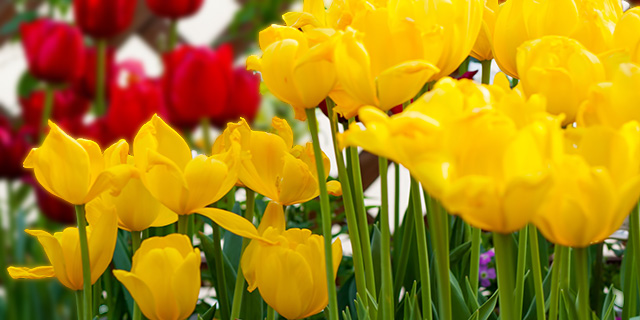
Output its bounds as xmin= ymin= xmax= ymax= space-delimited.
xmin=471 ymin=0 xmax=499 ymax=61
xmin=113 ymin=234 xmax=201 ymax=320
xmin=214 ymin=117 xmax=341 ymax=206
xmin=241 ymin=202 xmax=343 ymax=319
xmin=8 ymin=203 xmax=118 ymax=290
xmin=23 ymin=121 xmax=134 ymax=205
xmin=534 ymin=123 xmax=640 ymax=247
xmin=517 ymin=36 xmax=605 ymax=125
xmin=613 ymin=7 xmax=640 ymax=63
xmin=133 ymin=115 xmax=240 ymax=215
xmin=247 ymin=25 xmax=337 ymax=121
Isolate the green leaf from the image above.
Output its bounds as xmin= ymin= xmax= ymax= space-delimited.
xmin=371 ymin=223 xmax=382 ymax=297
xmin=199 ymin=303 xmax=217 ymax=320
xmin=560 ymin=290 xmax=579 ymax=320
xmin=476 ymin=289 xmax=499 ymax=320
xmin=112 ymin=231 xmax=134 ymax=317
xmin=17 ymin=71 xmax=41 ymax=99
xmin=450 ymin=271 xmax=472 ymax=320
xmin=450 ymin=241 xmax=472 ymax=265
xmin=601 ymin=285 xmax=616 ymax=320
xmin=1 ymin=11 xmax=37 ymax=35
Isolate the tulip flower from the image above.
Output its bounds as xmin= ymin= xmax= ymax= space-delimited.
xmin=534 ymin=122 xmax=640 ymax=247
xmin=162 ymin=45 xmax=233 ymax=128
xmin=8 ymin=202 xmax=118 ymax=290
xmin=133 ymin=115 xmax=240 ymax=215
xmin=73 ymin=46 xmax=117 ymax=100
xmin=20 ymin=19 xmax=85 ymax=83
xmin=283 ymin=0 xmax=379 ymax=31
xmin=211 ymin=67 xmax=261 ymax=128
xmin=471 ymin=0 xmax=499 ymax=61
xmin=516 ymin=36 xmax=605 ymax=125
xmin=247 ymin=25 xmax=337 ymax=121
xmin=20 ymin=88 xmax=91 ymax=138
xmin=613 ymin=7 xmax=640 ymax=63
xmin=73 ymin=0 xmax=136 ymax=38
xmin=331 ymin=8 xmax=439 ymax=118
xmin=23 ymin=122 xmax=134 ymax=205
xmin=0 ymin=118 xmax=31 ymax=180
xmin=213 ymin=117 xmax=342 ymax=205
xmin=113 ymin=234 xmax=201 ymax=320
xmin=145 ymin=0 xmax=204 ymax=19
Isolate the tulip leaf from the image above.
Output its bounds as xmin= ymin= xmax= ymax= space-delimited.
xmin=112 ymin=230 xmax=134 ymax=317
xmin=371 ymin=224 xmax=382 ymax=297
xmin=560 ymin=290 xmax=579 ymax=320
xmin=450 ymin=241 xmax=472 ymax=266
xmin=1 ymin=11 xmax=37 ymax=36
xmin=600 ymin=285 xmax=616 ymax=320
xmin=463 ymin=276 xmax=479 ymax=311
xmin=472 ymin=289 xmax=499 ymax=320
xmin=450 ymin=271 xmax=472 ymax=320
xmin=199 ymin=303 xmax=217 ymax=320
xmin=17 ymin=71 xmax=41 ymax=98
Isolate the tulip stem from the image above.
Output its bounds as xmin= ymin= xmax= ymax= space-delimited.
xmin=393 ymin=162 xmax=400 ymax=235
xmin=130 ymin=231 xmax=142 ymax=320
xmin=481 ymin=60 xmax=492 ymax=85
xmin=575 ymin=247 xmax=590 ymax=320
xmin=177 ymin=215 xmax=189 ymax=235
xmin=514 ymin=227 xmax=529 ymax=319
xmin=469 ymin=226 xmax=481 ymax=295
xmin=95 ymin=39 xmax=107 ymax=116
xmin=425 ymin=194 xmax=451 ymax=320
xmin=410 ymin=178 xmax=432 ymax=320
xmin=75 ymin=290 xmax=84 ymax=320
xmin=266 ymin=305 xmax=276 ymax=320
xmin=200 ymin=118 xmax=212 ymax=156
xmin=378 ymin=157 xmax=395 ymax=319
xmin=40 ymin=85 xmax=54 ymax=143
xmin=548 ymin=245 xmax=564 ymax=320
xmin=75 ymin=204 xmax=92 ymax=320
xmin=211 ymin=222 xmax=231 ymax=320
xmin=630 ymin=203 xmax=640 ymax=303
xmin=326 ymin=99 xmax=369 ymax=310
xmin=305 ymin=108 xmax=339 ymax=320
xmin=528 ymin=225 xmax=545 ymax=320
xmin=230 ymin=189 xmax=256 ymax=319
xmin=347 ymin=117 xmax=377 ymax=302
xmin=493 ymin=232 xmax=516 ymax=320
xmin=168 ymin=19 xmax=178 ymax=52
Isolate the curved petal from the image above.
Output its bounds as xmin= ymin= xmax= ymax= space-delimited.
xmin=197 ymin=208 xmax=275 ymax=244
xmin=257 ymin=202 xmax=286 ymax=235
xmin=172 ymin=250 xmax=201 ymax=320
xmin=183 ymin=156 xmax=230 ymax=213
xmin=8 ymin=266 xmax=55 ymax=279
xmin=376 ymin=60 xmax=439 ymax=110
xmin=143 ymin=149 xmax=189 ymax=215
xmin=134 ymin=115 xmax=192 ymax=173
xmin=25 ymin=229 xmax=74 ymax=289
xmin=113 ymin=270 xmax=158 ymax=320
xmin=87 ymin=203 xmax=118 ymax=285
xmin=84 ymin=164 xmax=135 ymax=204
xmin=334 ymin=30 xmax=379 ymax=108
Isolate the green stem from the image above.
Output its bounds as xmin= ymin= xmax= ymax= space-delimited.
xmin=425 ymin=195 xmax=451 ymax=320
xmin=514 ymin=227 xmax=529 ymax=318
xmin=410 ymin=178 xmax=432 ymax=320
xmin=394 ymin=163 xmax=400 ymax=235
xmin=75 ymin=205 xmax=92 ymax=320
xmin=469 ymin=227 xmax=481 ymax=295
xmin=75 ymin=290 xmax=84 ymax=320
xmin=200 ymin=118 xmax=212 ymax=156
xmin=393 ymin=199 xmax=414 ymax=302
xmin=305 ymin=108 xmax=339 ymax=320
xmin=528 ymin=225 xmax=545 ymax=320
xmin=130 ymin=231 xmax=142 ymax=320
xmin=378 ymin=157 xmax=395 ymax=319
xmin=630 ymin=203 xmax=640 ymax=304
xmin=168 ymin=19 xmax=178 ymax=51
xmin=347 ymin=117 xmax=377 ymax=301
xmin=493 ymin=232 xmax=516 ymax=320
xmin=266 ymin=305 xmax=276 ymax=320
xmin=481 ymin=60 xmax=492 ymax=85
xmin=326 ymin=99 xmax=369 ymax=308
xmin=177 ymin=215 xmax=189 ymax=235
xmin=549 ymin=245 xmax=564 ymax=320
xmin=575 ymin=247 xmax=590 ymax=320
xmin=94 ymin=39 xmax=107 ymax=115
xmin=211 ymin=222 xmax=230 ymax=320
xmin=622 ymin=245 xmax=636 ymax=319
xmin=40 ymin=85 xmax=54 ymax=143
xmin=230 ymin=189 xmax=256 ymax=319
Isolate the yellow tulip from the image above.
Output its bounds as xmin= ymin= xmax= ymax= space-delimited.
xmin=23 ymin=121 xmax=133 ymax=205
xmin=534 ymin=122 xmax=640 ymax=247
xmin=331 ymin=7 xmax=439 ymax=118
xmin=85 ymin=140 xmax=177 ymax=232
xmin=471 ymin=0 xmax=499 ymax=61
xmin=579 ymin=62 xmax=640 ymax=129
xmin=613 ymin=7 xmax=640 ymax=63
xmin=517 ymin=36 xmax=605 ymax=125
xmin=247 ymin=25 xmax=337 ymax=121
xmin=213 ymin=117 xmax=341 ymax=205
xmin=133 ymin=115 xmax=240 ymax=216
xmin=240 ymin=202 xmax=343 ymax=319
xmin=8 ymin=203 xmax=118 ymax=290
xmin=113 ymin=234 xmax=201 ymax=320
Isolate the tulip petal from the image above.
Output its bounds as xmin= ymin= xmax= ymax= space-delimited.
xmin=376 ymin=60 xmax=439 ymax=110
xmin=238 ymin=132 xmax=288 ymax=202
xmin=183 ymin=155 xmax=230 ymax=213
xmin=271 ymin=117 xmax=294 ymax=150
xmin=84 ymin=164 xmax=134 ymax=203
xmin=113 ymin=270 xmax=158 ymax=320
xmin=8 ymin=266 xmax=55 ymax=279
xmin=327 ymin=180 xmax=342 ymax=196
xmin=172 ymin=250 xmax=201 ymax=320
xmin=134 ymin=115 xmax=192 ymax=173
xmin=197 ymin=208 xmax=275 ymax=244
xmin=246 ymin=55 xmax=262 ymax=72
xmin=144 ymin=149 xmax=189 ymax=215
xmin=86 ymin=203 xmax=118 ymax=284
xmin=25 ymin=229 xmax=74 ymax=290
xmin=258 ymin=202 xmax=286 ymax=235
xmin=278 ymin=154 xmax=319 ymax=205
xmin=76 ymin=139 xmax=105 ymax=186
xmin=149 ymin=207 xmax=179 ymax=228
xmin=334 ymin=30 xmax=379 ymax=108
xmin=442 ymin=176 xmax=508 ymax=232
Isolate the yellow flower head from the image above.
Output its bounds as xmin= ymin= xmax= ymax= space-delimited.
xmin=133 ymin=115 xmax=240 ymax=215
xmin=113 ymin=234 xmax=201 ymax=320
xmin=471 ymin=0 xmax=499 ymax=61
xmin=8 ymin=204 xmax=118 ymax=290
xmin=241 ymin=202 xmax=343 ymax=320
xmin=23 ymin=121 xmax=134 ymax=205
xmin=613 ymin=7 xmax=640 ymax=64
xmin=517 ymin=35 xmax=605 ymax=125
xmin=213 ymin=117 xmax=341 ymax=206
xmin=534 ymin=122 xmax=640 ymax=247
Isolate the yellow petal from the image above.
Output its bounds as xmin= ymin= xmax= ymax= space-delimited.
xmin=7 ymin=266 xmax=55 ymax=279
xmin=83 ymin=164 xmax=135 ymax=204
xmin=334 ymin=30 xmax=379 ymax=107
xmin=25 ymin=229 xmax=75 ymax=289
xmin=327 ymin=180 xmax=342 ymax=196
xmin=103 ymin=140 xmax=130 ymax=168
xmin=258 ymin=202 xmax=286 ymax=235
xmin=278 ymin=154 xmax=320 ymax=206
xmin=197 ymin=208 xmax=274 ymax=244
xmin=183 ymin=155 xmax=230 ymax=213
xmin=87 ymin=203 xmax=118 ymax=285
xmin=76 ymin=139 xmax=105 ymax=187
xmin=143 ymin=149 xmax=189 ymax=215
xmin=113 ymin=270 xmax=158 ymax=320
xmin=376 ymin=60 xmax=439 ymax=110
xmin=271 ymin=117 xmax=294 ymax=150
xmin=172 ymin=250 xmax=201 ymax=320
xmin=134 ymin=115 xmax=192 ymax=173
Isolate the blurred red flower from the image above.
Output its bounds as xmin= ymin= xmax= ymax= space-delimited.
xmin=145 ymin=0 xmax=204 ymax=19
xmin=20 ymin=88 xmax=90 ymax=139
xmin=162 ymin=45 xmax=233 ymax=128
xmin=73 ymin=0 xmax=136 ymax=38
xmin=20 ymin=19 xmax=85 ymax=83
xmin=0 ymin=118 xmax=31 ymax=180
xmin=73 ymin=46 xmax=117 ymax=100
xmin=212 ymin=67 xmax=261 ymax=127
xmin=27 ymin=178 xmax=76 ymax=224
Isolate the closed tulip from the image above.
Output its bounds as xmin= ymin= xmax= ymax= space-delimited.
xmin=471 ymin=0 xmax=499 ymax=61
xmin=241 ymin=202 xmax=343 ymax=319
xmin=211 ymin=67 xmax=261 ymax=128
xmin=0 ymin=118 xmax=31 ymax=180
xmin=113 ymin=234 xmax=201 ymax=320
xmin=133 ymin=115 xmax=239 ymax=215
xmin=23 ymin=122 xmax=134 ymax=205
xmin=163 ymin=45 xmax=233 ymax=128
xmin=20 ymin=19 xmax=85 ymax=83
xmin=8 ymin=202 xmax=118 ymax=290
xmin=20 ymin=88 xmax=91 ymax=139
xmin=534 ymin=123 xmax=640 ymax=247
xmin=213 ymin=117 xmax=342 ymax=205
xmin=247 ymin=25 xmax=337 ymax=121
xmin=73 ymin=0 xmax=136 ymax=38
xmin=613 ymin=7 xmax=640 ymax=63
xmin=517 ymin=36 xmax=605 ymax=124
xmin=145 ymin=0 xmax=204 ymax=19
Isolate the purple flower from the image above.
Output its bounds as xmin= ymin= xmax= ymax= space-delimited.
xmin=480 ymin=249 xmax=495 ymax=266
xmin=479 ymin=265 xmax=496 ymax=288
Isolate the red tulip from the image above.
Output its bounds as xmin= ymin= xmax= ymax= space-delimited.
xmin=162 ymin=45 xmax=233 ymax=128
xmin=145 ymin=0 xmax=204 ymax=19
xmin=0 ymin=118 xmax=31 ymax=180
xmin=73 ymin=0 xmax=136 ymax=38
xmin=27 ymin=178 xmax=76 ymax=224
xmin=20 ymin=88 xmax=90 ymax=139
xmin=20 ymin=19 xmax=85 ymax=83
xmin=212 ymin=67 xmax=261 ymax=127
xmin=73 ymin=46 xmax=116 ymax=99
